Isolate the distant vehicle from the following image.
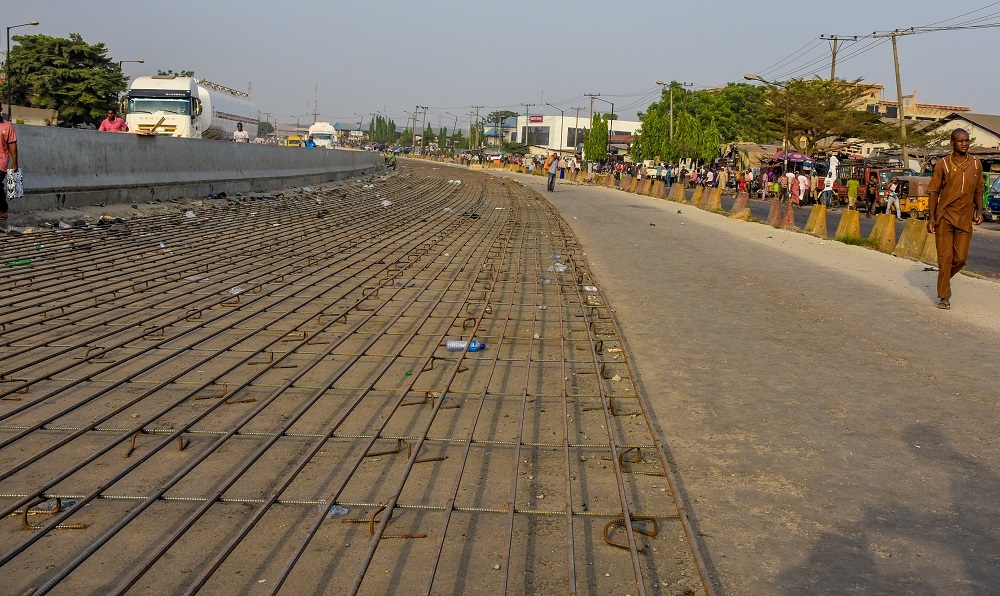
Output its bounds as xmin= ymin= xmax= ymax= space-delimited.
xmin=123 ymin=75 xmax=257 ymax=139
xmin=286 ymin=135 xmax=304 ymax=148
xmin=818 ymin=158 xmax=916 ymax=210
xmin=307 ymin=122 xmax=335 ymax=148
xmin=985 ymin=176 xmax=1000 ymax=222
xmin=893 ymin=176 xmax=932 ymax=219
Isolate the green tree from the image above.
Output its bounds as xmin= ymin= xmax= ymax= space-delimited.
xmin=452 ymin=129 xmax=466 ymax=150
xmin=486 ymin=110 xmax=518 ymax=126
xmin=863 ymin=121 xmax=952 ymax=174
xmin=423 ymin=123 xmax=435 ymax=149
xmin=634 ymin=82 xmax=772 ymax=163
xmin=765 ymin=78 xmax=880 ymax=155
xmin=157 ymin=69 xmax=195 ymax=77
xmin=257 ymin=121 xmax=274 ymax=136
xmin=438 ymin=126 xmax=448 ymax=152
xmin=399 ymin=128 xmax=413 ymax=146
xmin=585 ymin=114 xmax=609 ymax=162
xmin=3 ymin=33 xmax=127 ymax=125
xmin=501 ymin=140 xmax=529 ymax=156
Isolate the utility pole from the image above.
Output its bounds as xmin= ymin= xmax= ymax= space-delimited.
xmin=312 ymin=83 xmax=319 ymax=123
xmin=819 ymin=35 xmax=857 ymax=80
xmin=412 ymin=105 xmax=421 ymax=154
xmin=584 ymin=93 xmax=599 ymax=130
xmin=471 ymin=105 xmax=483 ymax=149
xmin=874 ymin=29 xmax=914 ymax=170
xmin=520 ymin=103 xmax=535 ymax=148
xmin=829 ymin=37 xmax=839 ymax=80
xmin=571 ymin=107 xmax=584 ymax=150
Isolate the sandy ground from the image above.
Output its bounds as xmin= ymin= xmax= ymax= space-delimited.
xmin=495 ymin=169 xmax=1000 ymax=595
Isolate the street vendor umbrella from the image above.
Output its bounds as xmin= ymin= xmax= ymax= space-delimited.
xmin=770 ymin=150 xmax=809 ymax=163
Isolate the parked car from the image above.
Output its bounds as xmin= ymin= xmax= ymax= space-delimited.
xmin=985 ymin=176 xmax=1000 ymax=221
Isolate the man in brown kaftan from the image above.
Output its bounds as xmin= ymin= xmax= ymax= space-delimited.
xmin=926 ymin=129 xmax=984 ymax=310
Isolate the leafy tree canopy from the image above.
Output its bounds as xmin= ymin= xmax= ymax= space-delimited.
xmin=486 ymin=110 xmax=518 ymax=125
xmin=157 ymin=69 xmax=195 ymax=77
xmin=3 ymin=33 xmax=127 ymax=125
xmin=257 ymin=121 xmax=274 ymax=136
xmin=765 ymin=78 xmax=880 ymax=156
xmin=584 ymin=114 xmax=609 ymax=162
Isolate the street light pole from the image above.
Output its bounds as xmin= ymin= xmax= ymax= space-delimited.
xmin=545 ymin=103 xmax=564 ymax=154
xmin=5 ymin=20 xmax=40 ymax=120
xmin=118 ymin=59 xmax=144 ymax=68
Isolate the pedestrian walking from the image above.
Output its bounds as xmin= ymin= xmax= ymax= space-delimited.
xmin=822 ymin=173 xmax=835 ymax=207
xmin=884 ymin=178 xmax=902 ymax=219
xmin=927 ymin=128 xmax=984 ymax=309
xmin=545 ymin=152 xmax=558 ymax=191
xmin=0 ymin=113 xmax=19 ymax=222
xmin=846 ymin=176 xmax=859 ymax=210
xmin=797 ymin=172 xmax=809 ymax=205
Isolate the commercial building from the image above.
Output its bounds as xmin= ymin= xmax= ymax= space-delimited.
xmin=508 ymin=114 xmax=641 ymax=157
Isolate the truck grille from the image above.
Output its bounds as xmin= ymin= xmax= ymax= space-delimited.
xmin=137 ymin=124 xmax=178 ymax=133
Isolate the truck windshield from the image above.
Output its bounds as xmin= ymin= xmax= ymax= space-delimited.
xmin=312 ymin=133 xmax=332 ymax=140
xmin=992 ymin=176 xmax=1000 ymax=194
xmin=128 ymin=98 xmax=191 ymax=115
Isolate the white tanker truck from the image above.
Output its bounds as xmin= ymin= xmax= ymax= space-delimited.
xmin=123 ymin=75 xmax=258 ymax=139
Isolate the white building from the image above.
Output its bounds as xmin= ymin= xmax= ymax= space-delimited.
xmin=509 ymin=114 xmax=642 ymax=156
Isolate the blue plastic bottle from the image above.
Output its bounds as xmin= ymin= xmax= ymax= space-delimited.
xmin=446 ymin=340 xmax=486 ymax=352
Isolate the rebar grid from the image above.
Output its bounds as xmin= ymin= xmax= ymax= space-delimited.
xmin=0 ymin=163 xmax=711 ymax=595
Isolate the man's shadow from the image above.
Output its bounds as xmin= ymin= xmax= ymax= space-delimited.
xmin=776 ymin=423 xmax=1000 ymax=595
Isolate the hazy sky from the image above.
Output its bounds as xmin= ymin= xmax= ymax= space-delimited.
xmin=6 ymin=1 xmax=999 ymax=130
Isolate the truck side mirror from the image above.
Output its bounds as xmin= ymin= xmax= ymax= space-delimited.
xmin=192 ymin=98 xmax=202 ymax=117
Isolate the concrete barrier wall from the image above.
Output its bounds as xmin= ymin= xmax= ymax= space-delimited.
xmin=11 ymin=126 xmax=383 ymax=212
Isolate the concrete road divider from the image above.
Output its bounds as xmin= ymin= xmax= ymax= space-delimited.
xmin=767 ymin=197 xmax=782 ymax=227
xmin=703 ymin=188 xmax=722 ymax=210
xmin=804 ymin=205 xmax=822 ymax=233
xmin=920 ymin=233 xmax=938 ymax=265
xmin=12 ymin=126 xmax=382 ymax=212
xmin=652 ymin=180 xmax=666 ymax=199
xmin=637 ymin=178 xmax=651 ymax=195
xmin=869 ymin=214 xmax=897 ymax=253
xmin=729 ymin=208 xmax=752 ymax=220
xmin=834 ymin=209 xmax=861 ymax=239
xmin=690 ymin=186 xmax=703 ymax=205
xmin=780 ymin=201 xmax=797 ymax=229
xmin=731 ymin=191 xmax=750 ymax=212
xmin=669 ymin=184 xmax=685 ymax=202
xmin=895 ymin=219 xmax=930 ymax=260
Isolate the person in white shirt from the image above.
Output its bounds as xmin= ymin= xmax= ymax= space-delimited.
xmin=233 ymin=122 xmax=250 ymax=143
xmin=797 ymin=172 xmax=810 ymax=205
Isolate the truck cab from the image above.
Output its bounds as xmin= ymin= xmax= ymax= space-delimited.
xmin=124 ymin=76 xmax=202 ymax=137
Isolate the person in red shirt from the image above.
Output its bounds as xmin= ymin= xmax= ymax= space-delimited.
xmin=98 ymin=108 xmax=128 ymax=132
xmin=0 ymin=113 xmax=18 ymax=221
